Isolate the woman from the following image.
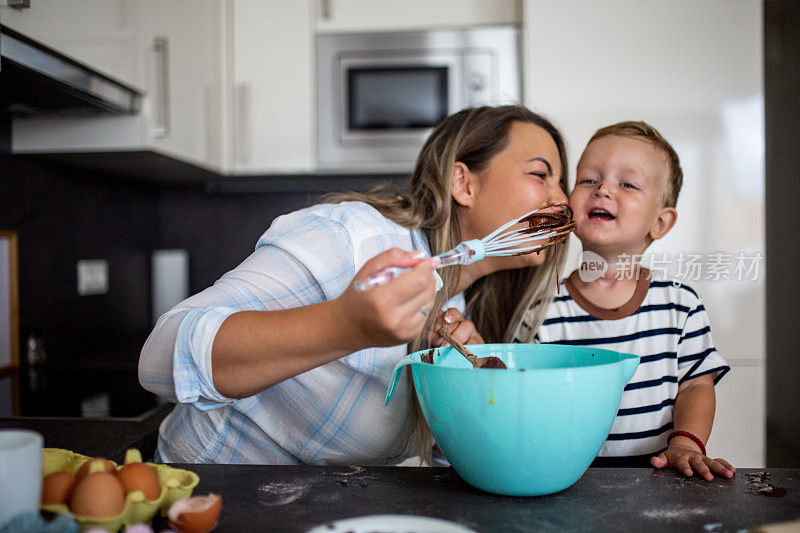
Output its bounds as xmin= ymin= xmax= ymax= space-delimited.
xmin=138 ymin=105 xmax=569 ymax=465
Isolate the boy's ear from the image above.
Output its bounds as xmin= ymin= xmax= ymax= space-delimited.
xmin=649 ymin=207 xmax=678 ymax=241
xmin=451 ymin=161 xmax=479 ymax=207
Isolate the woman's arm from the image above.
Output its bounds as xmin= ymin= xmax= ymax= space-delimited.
xmin=211 ymin=249 xmax=437 ymax=398
xmin=138 ymin=312 xmax=183 ymax=402
xmin=139 ymin=208 xmax=438 ymax=405
xmin=140 ymin=246 xmax=436 ymax=402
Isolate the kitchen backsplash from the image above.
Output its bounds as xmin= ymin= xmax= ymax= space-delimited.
xmin=1 ymin=119 xmax=329 ymax=370
xmin=155 ymin=186 xmax=314 ymax=296
xmin=1 ymin=110 xmax=407 ymax=417
xmin=2 ymin=151 xmax=160 ymax=368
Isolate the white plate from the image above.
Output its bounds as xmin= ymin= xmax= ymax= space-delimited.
xmin=306 ymin=514 xmax=477 ymax=533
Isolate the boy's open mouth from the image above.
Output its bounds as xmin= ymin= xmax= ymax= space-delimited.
xmin=588 ymin=208 xmax=616 ymax=221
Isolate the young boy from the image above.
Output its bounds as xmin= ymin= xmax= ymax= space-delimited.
xmin=515 ymin=121 xmax=735 ymax=480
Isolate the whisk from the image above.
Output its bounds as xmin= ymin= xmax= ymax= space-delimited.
xmin=354 ymin=202 xmax=576 ymax=291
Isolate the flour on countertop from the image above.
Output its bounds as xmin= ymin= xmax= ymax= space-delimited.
xmin=641 ymin=508 xmax=708 ymax=519
xmin=339 ymin=466 xmax=364 ymax=476
xmin=257 ymin=481 xmax=311 ymax=506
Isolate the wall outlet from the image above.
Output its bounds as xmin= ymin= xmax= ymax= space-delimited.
xmin=77 ymin=259 xmax=108 ymax=295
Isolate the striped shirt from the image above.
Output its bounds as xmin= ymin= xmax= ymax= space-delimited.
xmin=514 ymin=269 xmax=729 ymax=460
xmin=139 ymin=201 xmax=464 ymax=465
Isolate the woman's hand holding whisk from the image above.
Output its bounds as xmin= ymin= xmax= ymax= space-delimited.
xmin=428 ymin=308 xmax=485 ymax=348
xmin=335 ymin=248 xmax=439 ymax=349
xmin=212 ymin=248 xmax=438 ymax=398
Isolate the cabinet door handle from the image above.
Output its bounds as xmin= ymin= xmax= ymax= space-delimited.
xmin=8 ymin=0 xmax=31 ymax=9
xmin=235 ymin=83 xmax=251 ymax=164
xmin=152 ymin=36 xmax=170 ymax=139
xmin=320 ymin=0 xmax=331 ymax=19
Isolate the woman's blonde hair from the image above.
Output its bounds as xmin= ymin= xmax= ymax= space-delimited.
xmin=323 ymin=105 xmax=569 ymax=461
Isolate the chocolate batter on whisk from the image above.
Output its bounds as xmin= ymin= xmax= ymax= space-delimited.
xmin=355 ymin=202 xmax=576 ymax=292
xmin=519 ymin=203 xmax=574 ymax=292
xmin=520 ymin=204 xmax=574 ymax=239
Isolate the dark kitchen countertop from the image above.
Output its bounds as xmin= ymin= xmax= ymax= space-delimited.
xmin=0 ymin=399 xmax=796 ymax=532
xmin=0 ymin=403 xmax=173 ymax=463
xmin=152 ymin=464 xmax=800 ymax=532
xmin=16 ymin=361 xmax=159 ymax=419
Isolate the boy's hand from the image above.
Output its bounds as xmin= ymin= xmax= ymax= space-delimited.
xmin=650 ymin=444 xmax=736 ymax=481
xmin=428 ymin=308 xmax=485 ymax=347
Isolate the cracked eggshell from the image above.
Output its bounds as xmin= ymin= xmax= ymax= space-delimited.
xmin=168 ymin=494 xmax=223 ymax=533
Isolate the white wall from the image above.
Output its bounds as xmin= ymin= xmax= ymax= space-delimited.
xmin=523 ymin=0 xmax=765 ymax=467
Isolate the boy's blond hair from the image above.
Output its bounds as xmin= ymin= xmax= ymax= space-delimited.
xmin=587 ymin=121 xmax=683 ymax=208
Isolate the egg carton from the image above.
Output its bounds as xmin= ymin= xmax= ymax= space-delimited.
xmin=41 ymin=447 xmax=199 ymax=532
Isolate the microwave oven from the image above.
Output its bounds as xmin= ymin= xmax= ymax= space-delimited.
xmin=317 ymin=26 xmax=521 ymax=172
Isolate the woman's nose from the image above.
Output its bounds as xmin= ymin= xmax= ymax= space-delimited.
xmin=551 ymin=183 xmax=568 ymax=204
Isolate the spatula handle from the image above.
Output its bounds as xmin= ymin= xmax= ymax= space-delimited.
xmin=438 ymin=329 xmax=478 ymax=366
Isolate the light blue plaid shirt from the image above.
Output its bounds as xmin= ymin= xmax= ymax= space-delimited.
xmin=139 ymin=201 xmax=463 ymax=465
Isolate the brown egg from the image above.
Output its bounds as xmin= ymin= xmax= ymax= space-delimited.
xmin=116 ymin=462 xmax=161 ymax=501
xmin=74 ymin=457 xmax=115 ymax=483
xmin=168 ymin=494 xmax=223 ymax=533
xmin=70 ymin=469 xmax=126 ymax=518
xmin=41 ymin=471 xmax=76 ymax=505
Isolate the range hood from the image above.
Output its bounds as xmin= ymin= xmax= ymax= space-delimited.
xmin=0 ymin=25 xmax=141 ymax=116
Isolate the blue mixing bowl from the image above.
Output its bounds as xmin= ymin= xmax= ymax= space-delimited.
xmin=386 ymin=343 xmax=639 ymax=496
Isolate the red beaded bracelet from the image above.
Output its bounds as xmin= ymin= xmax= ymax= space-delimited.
xmin=667 ymin=430 xmax=706 ymax=456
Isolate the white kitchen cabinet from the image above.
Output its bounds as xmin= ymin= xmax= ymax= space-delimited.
xmin=134 ymin=0 xmax=225 ymax=170
xmin=7 ymin=0 xmax=225 ymax=172
xmin=315 ymin=0 xmax=520 ymax=33
xmin=0 ymin=0 xmax=142 ymax=88
xmin=225 ymin=0 xmax=314 ymax=174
